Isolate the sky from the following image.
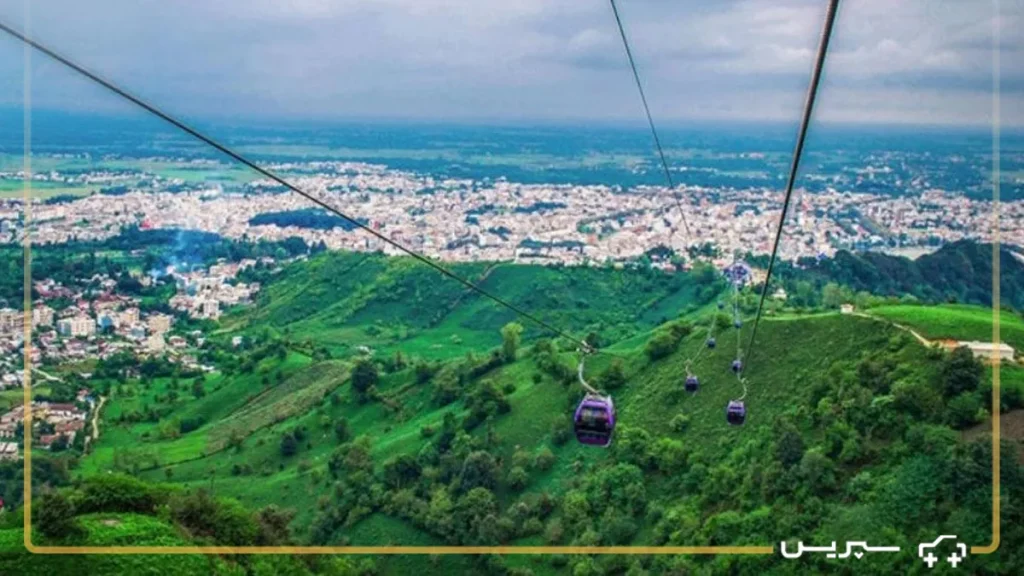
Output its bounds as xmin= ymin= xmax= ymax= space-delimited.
xmin=0 ymin=0 xmax=1020 ymax=127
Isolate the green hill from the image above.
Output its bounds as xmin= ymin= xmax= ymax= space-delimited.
xmin=869 ymin=303 xmax=1024 ymax=352
xmin=227 ymin=251 xmax=725 ymax=359
xmin=16 ymin=248 xmax=1023 ymax=575
xmin=0 ymin=490 xmax=364 ymax=576
xmin=66 ymin=303 xmax=1023 ymax=574
xmin=764 ymin=241 xmax=1024 ymax=309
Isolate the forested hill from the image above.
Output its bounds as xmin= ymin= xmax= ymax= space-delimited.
xmin=762 ymin=241 xmax=1024 ymax=309
xmin=229 ymin=250 xmax=727 ymax=360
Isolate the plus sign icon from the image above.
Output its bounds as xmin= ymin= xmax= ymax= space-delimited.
xmin=918 ymin=535 xmax=968 ymax=569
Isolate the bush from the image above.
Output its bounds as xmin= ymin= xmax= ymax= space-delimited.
xmin=420 ymin=425 xmax=436 ymax=438
xmin=37 ymin=492 xmax=78 ymax=539
xmin=507 ymin=466 xmax=529 ymax=491
xmin=600 ymin=359 xmax=627 ymax=390
xmin=334 ymin=418 xmax=350 ymax=443
xmin=946 ymin=391 xmax=986 ymax=429
xmin=73 ymin=474 xmax=165 ymax=515
xmin=551 ymin=416 xmax=571 ymax=446
xmin=534 ymin=446 xmax=556 ymax=471
xmin=670 ymin=414 xmax=690 ymax=433
xmin=280 ymin=433 xmax=299 ymax=457
xmin=645 ymin=330 xmax=680 ymax=361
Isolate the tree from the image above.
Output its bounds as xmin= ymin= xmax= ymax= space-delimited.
xmin=822 ymin=282 xmax=845 ymax=309
xmin=501 ymin=322 xmax=524 ymax=363
xmin=775 ymin=430 xmax=805 ymax=469
xmin=507 ymin=466 xmax=529 ymax=491
xmin=382 ymin=454 xmax=422 ymax=489
xmin=351 ymin=359 xmax=379 ymax=396
xmin=280 ymin=433 xmax=299 ymax=457
xmin=946 ymin=392 xmax=985 ymax=429
xmin=191 ymin=379 xmax=206 ymax=399
xmin=458 ymin=451 xmax=500 ymax=493
xmin=453 ymin=487 xmax=498 ymax=545
xmin=645 ymin=330 xmax=679 ymax=361
xmin=941 ymin=347 xmax=983 ymax=397
xmin=49 ymin=435 xmax=69 ymax=452
xmin=38 ymin=492 xmax=77 ymax=539
xmin=534 ymin=446 xmax=556 ymax=471
xmin=600 ymin=359 xmax=627 ymax=390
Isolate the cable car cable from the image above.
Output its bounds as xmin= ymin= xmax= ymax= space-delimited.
xmin=740 ymin=0 xmax=840 ymax=376
xmin=609 ymin=0 xmax=691 ymax=242
xmin=0 ymin=19 xmax=609 ymax=354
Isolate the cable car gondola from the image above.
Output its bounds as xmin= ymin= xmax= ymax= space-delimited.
xmin=726 ymin=400 xmax=746 ymax=425
xmin=574 ymin=395 xmax=616 ymax=447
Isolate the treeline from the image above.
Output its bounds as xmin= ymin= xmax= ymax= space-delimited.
xmin=758 ymin=241 xmax=1024 ymax=309
xmin=249 ymin=208 xmax=364 ymax=231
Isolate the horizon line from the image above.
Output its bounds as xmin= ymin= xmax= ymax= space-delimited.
xmin=0 ymin=106 xmax=1020 ymax=133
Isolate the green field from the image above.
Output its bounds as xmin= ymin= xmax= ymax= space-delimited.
xmin=0 ymin=387 xmax=52 ymax=411
xmin=870 ymin=303 xmax=1024 ymax=351
xmin=0 ymin=180 xmax=93 ymax=200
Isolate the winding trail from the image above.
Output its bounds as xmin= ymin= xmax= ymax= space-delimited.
xmin=90 ymin=395 xmax=106 ymax=441
xmin=851 ymin=311 xmax=932 ymax=346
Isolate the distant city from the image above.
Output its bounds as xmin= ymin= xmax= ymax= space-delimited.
xmin=0 ymin=154 xmax=1019 ymax=271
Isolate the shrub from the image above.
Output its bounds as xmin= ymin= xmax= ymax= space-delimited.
xmin=645 ymin=330 xmax=680 ymax=361
xmin=534 ymin=446 xmax=556 ymax=471
xmin=507 ymin=466 xmax=529 ymax=491
xmin=670 ymin=414 xmax=690 ymax=433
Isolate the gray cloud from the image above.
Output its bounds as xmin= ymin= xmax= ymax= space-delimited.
xmin=0 ymin=0 xmax=1019 ymax=126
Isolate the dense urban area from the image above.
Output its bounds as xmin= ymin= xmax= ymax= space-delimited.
xmin=1 ymin=155 xmax=1021 ymax=268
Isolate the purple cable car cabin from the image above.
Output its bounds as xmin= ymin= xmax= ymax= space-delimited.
xmin=574 ymin=395 xmax=616 ymax=447
xmin=726 ymin=400 xmax=747 ymax=425
xmin=685 ymin=375 xmax=699 ymax=393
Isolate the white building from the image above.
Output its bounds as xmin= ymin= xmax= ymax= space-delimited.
xmin=0 ymin=442 xmax=18 ymax=461
xmin=148 ymin=314 xmax=172 ymax=334
xmin=146 ymin=334 xmax=166 ymax=353
xmin=0 ymin=308 xmax=24 ymax=336
xmin=958 ymin=341 xmax=1015 ymax=362
xmin=57 ymin=315 xmax=96 ymax=337
xmin=32 ymin=305 xmax=55 ymax=327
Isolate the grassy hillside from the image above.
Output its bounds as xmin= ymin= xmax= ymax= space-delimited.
xmin=870 ymin=303 xmax=1024 ymax=351
xmin=71 ymin=304 xmax=1024 ymax=574
xmin=0 ymin=499 xmax=363 ymax=575
xmin=226 ymin=251 xmax=724 ymax=359
xmin=28 ymin=247 xmax=1021 ymax=575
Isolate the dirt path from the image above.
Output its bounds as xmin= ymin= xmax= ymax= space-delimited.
xmin=91 ymin=395 xmax=106 ymax=441
xmin=31 ymin=367 xmax=63 ymax=383
xmin=852 ymin=311 xmax=932 ymax=346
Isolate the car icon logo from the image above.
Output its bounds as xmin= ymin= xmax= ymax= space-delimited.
xmin=918 ymin=535 xmax=967 ymax=568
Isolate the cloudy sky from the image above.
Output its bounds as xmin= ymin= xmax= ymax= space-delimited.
xmin=0 ymin=0 xmax=1020 ymax=126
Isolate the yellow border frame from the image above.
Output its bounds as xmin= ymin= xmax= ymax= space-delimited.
xmin=18 ymin=0 xmax=1002 ymax=557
